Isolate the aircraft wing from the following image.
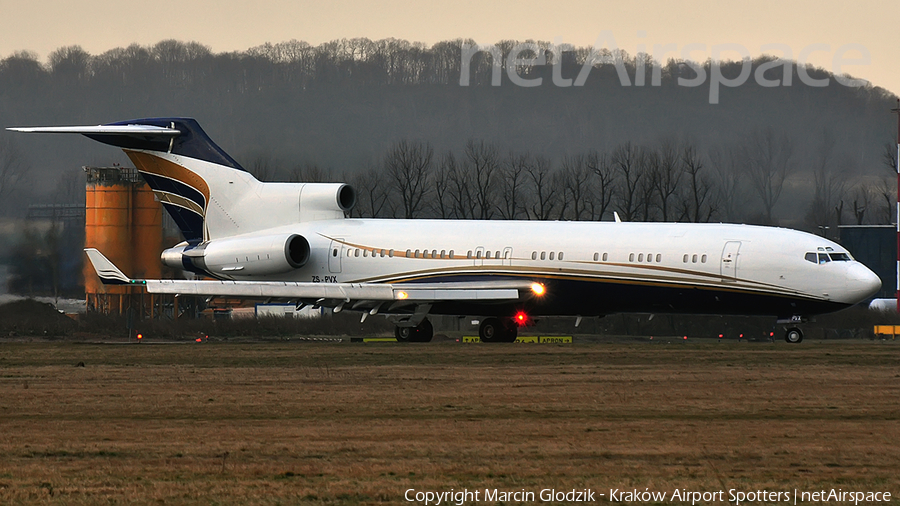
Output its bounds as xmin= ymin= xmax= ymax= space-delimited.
xmin=84 ymin=249 xmax=539 ymax=308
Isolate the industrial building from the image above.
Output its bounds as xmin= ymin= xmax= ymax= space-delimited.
xmin=83 ymin=166 xmax=179 ymax=318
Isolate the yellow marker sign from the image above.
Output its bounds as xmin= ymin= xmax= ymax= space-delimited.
xmin=461 ymin=336 xmax=572 ymax=344
xmin=874 ymin=325 xmax=900 ymax=337
xmin=538 ymin=336 xmax=573 ymax=344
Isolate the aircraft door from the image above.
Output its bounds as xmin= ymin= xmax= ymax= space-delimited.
xmin=502 ymin=247 xmax=513 ymax=266
xmin=328 ymin=239 xmax=343 ymax=273
xmin=720 ymin=241 xmax=741 ymax=281
xmin=474 ymin=246 xmax=485 ymax=266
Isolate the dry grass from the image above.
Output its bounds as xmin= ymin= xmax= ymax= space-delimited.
xmin=0 ymin=339 xmax=897 ymax=504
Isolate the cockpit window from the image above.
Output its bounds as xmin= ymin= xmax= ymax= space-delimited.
xmin=804 ymin=252 xmax=817 ymax=263
xmin=829 ymin=252 xmax=852 ymax=261
xmin=818 ymin=253 xmax=831 ymax=264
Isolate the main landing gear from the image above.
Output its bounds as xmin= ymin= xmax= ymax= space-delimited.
xmin=395 ymin=318 xmax=434 ymax=343
xmin=479 ymin=317 xmax=518 ymax=343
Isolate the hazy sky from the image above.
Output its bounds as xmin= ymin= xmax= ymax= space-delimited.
xmin=0 ymin=0 xmax=897 ymax=94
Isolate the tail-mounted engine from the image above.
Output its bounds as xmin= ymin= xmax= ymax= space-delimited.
xmin=162 ymin=234 xmax=310 ymax=277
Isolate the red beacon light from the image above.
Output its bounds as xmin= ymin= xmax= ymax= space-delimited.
xmin=514 ymin=311 xmax=529 ymax=326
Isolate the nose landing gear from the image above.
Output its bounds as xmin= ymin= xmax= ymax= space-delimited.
xmin=784 ymin=327 xmax=803 ymax=343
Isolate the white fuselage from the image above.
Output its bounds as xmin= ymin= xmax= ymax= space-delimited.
xmin=208 ymin=219 xmax=880 ymax=319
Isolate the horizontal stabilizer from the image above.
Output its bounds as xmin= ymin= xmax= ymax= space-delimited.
xmin=84 ymin=249 xmax=133 ymax=285
xmin=7 ymin=124 xmax=180 ymax=136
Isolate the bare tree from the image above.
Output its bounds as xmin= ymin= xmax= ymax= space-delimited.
xmin=805 ymin=130 xmax=848 ymax=235
xmin=384 ymin=139 xmax=433 ymax=219
xmin=349 ymin=167 xmax=391 ymax=218
xmin=637 ymin=149 xmax=658 ymax=221
xmin=652 ymin=140 xmax=683 ymax=222
xmin=0 ymin=135 xmax=28 ymax=204
xmin=53 ymin=170 xmax=84 ymax=206
xmin=708 ymin=145 xmax=744 ymax=222
xmin=498 ymin=152 xmax=530 ymax=220
xmin=438 ymin=152 xmax=473 ymax=219
xmin=559 ymin=155 xmax=592 ymax=220
xmin=874 ymin=177 xmax=895 ymax=224
xmin=245 ymin=152 xmax=276 ymax=181
xmin=677 ymin=143 xmax=717 ymax=222
xmin=430 ymin=152 xmax=454 ymax=219
xmin=48 ymin=45 xmax=92 ymax=86
xmin=464 ymin=139 xmax=500 ymax=220
xmin=527 ymin=155 xmax=558 ymax=220
xmin=289 ymin=163 xmax=330 ymax=182
xmin=885 ymin=141 xmax=898 ymax=173
xmin=851 ymin=184 xmax=872 ymax=225
xmin=585 ymin=150 xmax=615 ymax=221
xmin=744 ymin=128 xmax=795 ymax=224
xmin=611 ymin=142 xmax=644 ymax=222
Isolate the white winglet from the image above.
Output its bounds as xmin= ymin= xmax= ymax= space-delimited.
xmin=84 ymin=248 xmax=134 ymax=285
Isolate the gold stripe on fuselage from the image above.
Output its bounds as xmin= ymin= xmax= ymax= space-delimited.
xmin=319 ymin=235 xmax=805 ymax=298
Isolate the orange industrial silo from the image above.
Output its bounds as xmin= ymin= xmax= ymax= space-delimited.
xmin=83 ymin=167 xmax=166 ymax=317
xmin=132 ymin=180 xmax=163 ymax=318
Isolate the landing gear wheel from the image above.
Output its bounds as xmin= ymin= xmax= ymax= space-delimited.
xmin=395 ymin=318 xmax=433 ymax=343
xmin=479 ymin=317 xmax=503 ymax=343
xmin=784 ymin=327 xmax=803 ymax=344
xmin=412 ymin=318 xmax=433 ymax=343
xmin=395 ymin=326 xmax=412 ymax=343
xmin=479 ymin=317 xmax=518 ymax=343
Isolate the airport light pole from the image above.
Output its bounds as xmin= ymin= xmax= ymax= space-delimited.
xmin=894 ymin=99 xmax=900 ymax=312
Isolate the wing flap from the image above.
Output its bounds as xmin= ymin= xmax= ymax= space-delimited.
xmin=145 ymin=279 xmax=395 ymax=300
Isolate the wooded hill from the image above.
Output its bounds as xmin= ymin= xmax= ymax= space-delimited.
xmin=0 ymin=38 xmax=897 ymax=231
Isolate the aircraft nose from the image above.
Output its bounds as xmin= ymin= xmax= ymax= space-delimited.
xmin=844 ymin=263 xmax=881 ymax=303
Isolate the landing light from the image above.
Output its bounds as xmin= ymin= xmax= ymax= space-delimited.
xmin=530 ymin=282 xmax=546 ymax=296
xmin=396 ymin=291 xmax=408 ymax=300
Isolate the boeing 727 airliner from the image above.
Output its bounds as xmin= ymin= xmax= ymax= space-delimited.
xmin=9 ymin=118 xmax=881 ymax=343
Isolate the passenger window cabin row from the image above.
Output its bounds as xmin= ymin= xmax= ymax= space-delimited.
xmin=334 ymin=247 xmax=717 ymax=265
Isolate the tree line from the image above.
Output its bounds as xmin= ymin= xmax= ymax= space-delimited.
xmin=252 ymin=132 xmax=898 ymax=234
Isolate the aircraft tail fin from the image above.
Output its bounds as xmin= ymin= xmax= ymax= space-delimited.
xmin=9 ymin=118 xmax=355 ymax=243
xmin=10 ymin=118 xmax=250 ymax=243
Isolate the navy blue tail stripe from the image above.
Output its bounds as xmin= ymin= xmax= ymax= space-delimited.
xmin=161 ymin=202 xmax=204 ymax=243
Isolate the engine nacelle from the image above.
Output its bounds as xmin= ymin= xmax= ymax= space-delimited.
xmin=245 ymin=182 xmax=357 ymax=225
xmin=298 ymin=183 xmax=356 ymax=221
xmin=162 ymin=234 xmax=310 ymax=277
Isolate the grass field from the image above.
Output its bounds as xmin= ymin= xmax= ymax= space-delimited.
xmin=0 ymin=338 xmax=897 ymax=504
